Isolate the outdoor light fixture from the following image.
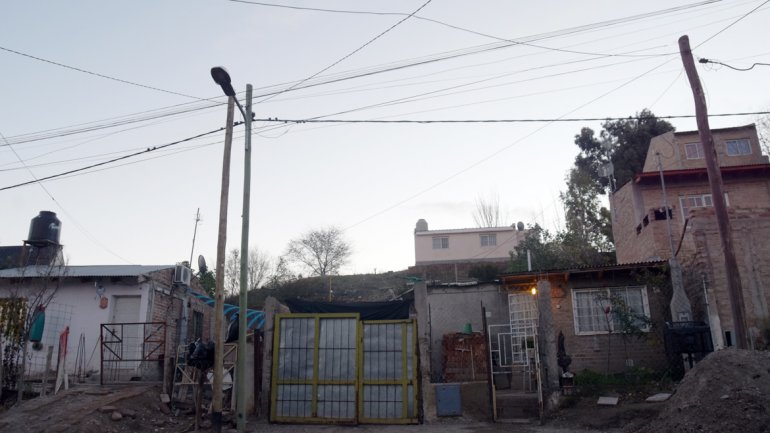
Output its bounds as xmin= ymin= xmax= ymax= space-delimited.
xmin=531 ymin=287 xmax=537 ymax=296
xmin=211 ymin=66 xmax=236 ymax=97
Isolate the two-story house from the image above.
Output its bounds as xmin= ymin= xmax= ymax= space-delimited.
xmin=609 ymin=124 xmax=770 ymax=348
xmin=411 ymin=218 xmax=528 ymax=282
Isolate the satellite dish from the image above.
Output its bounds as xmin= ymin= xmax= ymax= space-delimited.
xmin=198 ymin=255 xmax=208 ymax=274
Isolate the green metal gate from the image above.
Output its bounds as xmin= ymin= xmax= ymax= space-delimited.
xmin=270 ymin=314 xmax=417 ymax=424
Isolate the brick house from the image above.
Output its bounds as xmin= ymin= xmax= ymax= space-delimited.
xmin=609 ymin=123 xmax=770 ymax=348
xmin=499 ymin=262 xmax=670 ymax=375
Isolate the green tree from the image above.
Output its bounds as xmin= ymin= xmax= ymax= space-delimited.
xmin=197 ymin=269 xmax=216 ymax=297
xmin=574 ymin=109 xmax=675 ymax=194
xmin=509 ymin=224 xmax=571 ymax=272
xmin=560 ymin=167 xmax=614 ymax=260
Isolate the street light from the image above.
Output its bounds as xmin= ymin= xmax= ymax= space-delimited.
xmin=210 ymin=66 xmax=253 ymax=433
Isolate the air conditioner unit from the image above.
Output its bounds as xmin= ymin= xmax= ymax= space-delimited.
xmin=173 ymin=265 xmax=192 ymax=286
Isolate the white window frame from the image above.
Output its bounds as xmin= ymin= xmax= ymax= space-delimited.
xmin=572 ymin=286 xmax=651 ymax=336
xmin=432 ymin=236 xmax=449 ymax=249
xmin=679 ymin=193 xmax=729 ymax=220
xmin=480 ymin=234 xmax=497 ymax=247
xmin=725 ymin=138 xmax=751 ymax=156
xmin=684 ymin=142 xmax=704 ymax=159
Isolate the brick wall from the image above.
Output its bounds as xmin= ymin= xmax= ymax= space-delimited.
xmin=548 ymin=272 xmax=669 ymax=374
xmin=689 ymin=207 xmax=770 ymax=347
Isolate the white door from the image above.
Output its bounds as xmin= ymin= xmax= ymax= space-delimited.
xmin=110 ymin=296 xmax=142 ymax=373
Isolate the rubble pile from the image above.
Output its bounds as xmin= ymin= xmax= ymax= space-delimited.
xmin=627 ymin=349 xmax=770 ymax=433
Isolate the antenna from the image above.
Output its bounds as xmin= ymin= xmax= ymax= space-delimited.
xmin=198 ymin=255 xmax=208 ymax=275
xmin=189 ymin=208 xmax=201 ymax=270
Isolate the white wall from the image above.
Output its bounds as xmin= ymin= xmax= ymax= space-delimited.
xmin=415 ymin=227 xmax=526 ymax=264
xmin=0 ymin=278 xmax=151 ymax=376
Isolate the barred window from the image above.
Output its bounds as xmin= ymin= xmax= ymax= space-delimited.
xmin=572 ymin=286 xmax=650 ymax=335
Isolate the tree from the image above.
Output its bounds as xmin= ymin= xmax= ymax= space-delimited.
xmin=574 ymin=109 xmax=675 ymax=194
xmin=1 ymin=257 xmax=65 ymax=402
xmin=757 ymin=111 xmax=770 ymax=155
xmin=472 ymin=192 xmax=507 ymax=227
xmin=197 ymin=268 xmax=216 ymax=297
xmin=223 ymin=247 xmax=273 ymax=296
xmin=285 ymin=227 xmax=351 ymax=277
xmin=560 ymin=167 xmax=614 ymax=260
xmin=509 ymin=224 xmax=571 ymax=272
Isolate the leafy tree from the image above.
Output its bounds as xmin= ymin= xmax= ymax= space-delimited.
xmin=574 ymin=109 xmax=675 ymax=194
xmin=757 ymin=111 xmax=770 ymax=155
xmin=560 ymin=167 xmax=614 ymax=259
xmin=285 ymin=227 xmax=351 ymax=277
xmin=509 ymin=224 xmax=572 ymax=272
xmin=197 ymin=269 xmax=216 ymax=297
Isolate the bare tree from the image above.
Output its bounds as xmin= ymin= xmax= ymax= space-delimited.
xmin=0 ymin=256 xmax=66 ymax=402
xmin=473 ymin=192 xmax=508 ymax=227
xmin=757 ymin=112 xmax=770 ymax=155
xmin=285 ymin=227 xmax=351 ymax=276
xmin=224 ymin=247 xmax=273 ymax=295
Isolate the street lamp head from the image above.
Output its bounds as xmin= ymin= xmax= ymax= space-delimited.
xmin=211 ymin=66 xmax=236 ymax=97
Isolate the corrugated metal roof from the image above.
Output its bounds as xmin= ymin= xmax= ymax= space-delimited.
xmin=500 ymin=260 xmax=667 ymax=278
xmin=0 ymin=265 xmax=174 ymax=278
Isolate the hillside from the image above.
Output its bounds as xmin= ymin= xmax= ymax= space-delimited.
xmin=230 ymin=270 xmax=416 ymax=309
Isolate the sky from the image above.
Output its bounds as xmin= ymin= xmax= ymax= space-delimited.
xmin=1 ymin=0 xmax=769 ymax=276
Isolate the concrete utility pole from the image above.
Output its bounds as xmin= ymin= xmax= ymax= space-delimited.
xmin=656 ymin=152 xmax=692 ymax=322
xmin=212 ymin=95 xmax=235 ymax=432
xmin=679 ymin=35 xmax=748 ymax=349
xmin=236 ymin=84 xmax=252 ymax=432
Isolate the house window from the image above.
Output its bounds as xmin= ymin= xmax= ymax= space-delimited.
xmin=432 ymin=237 xmax=449 ymax=249
xmin=726 ymin=139 xmax=751 ymax=156
xmin=684 ymin=142 xmax=704 ymax=159
xmin=480 ymin=234 xmax=497 ymax=247
xmin=191 ymin=310 xmax=204 ymax=341
xmin=679 ymin=193 xmax=729 ymax=219
xmin=572 ymin=286 xmax=650 ymax=335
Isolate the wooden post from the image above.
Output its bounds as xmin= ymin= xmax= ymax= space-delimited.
xmin=679 ymin=35 xmax=749 ymax=349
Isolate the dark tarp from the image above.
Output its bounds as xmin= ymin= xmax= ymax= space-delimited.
xmin=284 ymin=298 xmax=411 ymax=320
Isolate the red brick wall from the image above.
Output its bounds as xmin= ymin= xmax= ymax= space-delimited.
xmin=542 ymin=272 xmax=669 ymax=374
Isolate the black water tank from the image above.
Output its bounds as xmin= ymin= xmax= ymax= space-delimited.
xmin=26 ymin=211 xmax=61 ymax=246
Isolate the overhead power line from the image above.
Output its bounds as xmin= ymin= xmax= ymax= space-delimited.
xmin=0 ymin=45 xmax=208 ymax=101
xmin=255 ymin=111 xmax=770 ymax=125
xmin=0 ymin=125 xmax=231 ymax=192
xmin=699 ymin=58 xmax=770 ymax=70
xmin=257 ymin=0 xmax=433 ymax=104
xmin=694 ymin=0 xmax=770 ymax=48
xmin=228 ymin=0 xmax=724 ymax=58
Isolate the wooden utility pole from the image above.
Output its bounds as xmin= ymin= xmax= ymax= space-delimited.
xmin=212 ymin=96 xmax=235 ymax=431
xmin=679 ymin=35 xmax=748 ymax=349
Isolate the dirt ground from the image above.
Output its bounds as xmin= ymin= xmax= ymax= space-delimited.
xmin=0 ymin=349 xmax=767 ymax=433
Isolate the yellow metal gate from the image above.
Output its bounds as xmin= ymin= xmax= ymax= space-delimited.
xmin=270 ymin=314 xmax=417 ymax=424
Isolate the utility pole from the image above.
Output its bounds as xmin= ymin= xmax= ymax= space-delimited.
xmin=679 ymin=35 xmax=748 ymax=348
xmin=656 ymin=152 xmax=692 ymax=322
xmin=236 ymin=84 xmax=252 ymax=432
xmin=189 ymin=208 xmax=201 ymax=267
xmin=212 ymin=96 xmax=235 ymax=432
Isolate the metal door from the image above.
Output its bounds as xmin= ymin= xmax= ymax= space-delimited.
xmin=270 ymin=314 xmax=418 ymax=424
xmin=359 ymin=320 xmax=418 ymax=424
xmin=271 ymin=314 xmax=359 ymax=423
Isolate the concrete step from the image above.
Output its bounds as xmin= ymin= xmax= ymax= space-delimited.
xmin=495 ymin=390 xmax=540 ymax=419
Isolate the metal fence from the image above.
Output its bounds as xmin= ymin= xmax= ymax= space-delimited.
xmin=100 ymin=322 xmax=166 ymax=384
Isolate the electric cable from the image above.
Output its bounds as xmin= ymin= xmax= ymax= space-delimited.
xmin=0 ymin=126 xmax=231 ymax=192
xmin=698 ymin=58 xmax=770 ymax=71
xmin=693 ymin=0 xmax=770 ymax=48
xmin=0 ymin=131 xmax=136 ymax=263
xmin=252 ymin=111 xmax=770 ymax=125
xmin=256 ymin=0 xmax=433 ymax=104
xmin=0 ymin=46 xmax=210 ymax=101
